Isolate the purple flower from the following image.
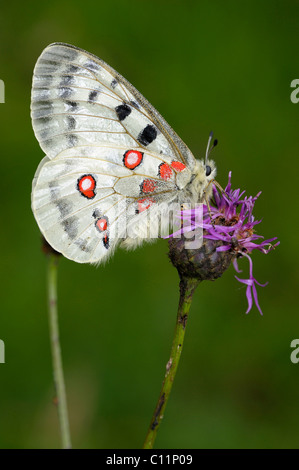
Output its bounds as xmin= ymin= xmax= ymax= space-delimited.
xmin=168 ymin=172 xmax=280 ymax=315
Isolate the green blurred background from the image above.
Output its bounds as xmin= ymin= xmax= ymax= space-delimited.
xmin=0 ymin=0 xmax=298 ymax=449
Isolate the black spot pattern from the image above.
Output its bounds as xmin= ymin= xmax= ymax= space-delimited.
xmin=137 ymin=125 xmax=157 ymax=146
xmin=65 ymin=101 xmax=78 ymax=111
xmin=88 ymin=90 xmax=98 ymax=103
xmin=67 ymin=134 xmax=78 ymax=147
xmin=67 ymin=116 xmax=76 ymax=130
xmin=92 ymin=209 xmax=101 ymax=219
xmin=115 ymin=103 xmax=131 ymax=121
xmin=111 ymin=78 xmax=118 ymax=89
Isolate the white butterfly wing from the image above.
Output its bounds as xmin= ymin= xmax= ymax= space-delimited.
xmin=31 ymin=43 xmax=196 ymax=263
xmin=31 ymin=42 xmax=195 ymax=167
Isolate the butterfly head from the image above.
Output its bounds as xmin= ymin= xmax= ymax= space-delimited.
xmin=203 ymin=157 xmax=217 ymax=182
xmin=187 ymin=158 xmax=217 ymax=202
xmin=184 ymin=132 xmax=218 ymax=202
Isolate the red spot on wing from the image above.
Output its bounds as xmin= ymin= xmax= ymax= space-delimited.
xmin=123 ymin=150 xmax=143 ymax=169
xmin=158 ymin=163 xmax=173 ymax=180
xmin=94 ymin=215 xmax=110 ymax=249
xmin=77 ymin=174 xmax=96 ymax=199
xmin=95 ymin=218 xmax=108 ymax=232
xmin=137 ymin=198 xmax=155 ymax=213
xmin=141 ymin=179 xmax=157 ymax=193
xmin=171 ymin=161 xmax=186 ymax=172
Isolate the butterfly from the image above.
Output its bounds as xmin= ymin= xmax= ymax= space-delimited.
xmin=31 ymin=43 xmax=217 ymax=264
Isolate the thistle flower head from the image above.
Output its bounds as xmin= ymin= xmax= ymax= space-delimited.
xmin=167 ymin=172 xmax=279 ymax=315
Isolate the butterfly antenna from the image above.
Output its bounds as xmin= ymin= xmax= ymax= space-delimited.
xmin=205 ymin=131 xmax=218 ymax=164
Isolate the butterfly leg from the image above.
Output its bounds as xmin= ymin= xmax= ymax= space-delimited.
xmin=203 ymin=192 xmax=215 ymax=227
xmin=212 ymin=179 xmax=232 ymax=201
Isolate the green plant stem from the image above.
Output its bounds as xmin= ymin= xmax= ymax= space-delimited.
xmin=143 ymin=276 xmax=200 ymax=449
xmin=47 ymin=253 xmax=72 ymax=449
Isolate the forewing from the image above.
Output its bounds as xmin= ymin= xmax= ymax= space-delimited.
xmin=31 ymin=42 xmax=196 ymax=169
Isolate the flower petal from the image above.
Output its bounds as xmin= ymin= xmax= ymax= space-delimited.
xmin=233 ymin=258 xmax=242 ymax=273
xmin=245 ymin=285 xmax=253 ymax=313
xmin=216 ymin=245 xmax=231 ymax=252
xmin=252 ymin=284 xmax=264 ymax=316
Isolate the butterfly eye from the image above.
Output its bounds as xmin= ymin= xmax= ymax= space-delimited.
xmin=206 ymin=165 xmax=212 ymax=176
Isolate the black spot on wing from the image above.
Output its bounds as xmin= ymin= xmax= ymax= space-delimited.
xmin=67 ymin=134 xmax=78 ymax=147
xmin=138 ymin=125 xmax=157 ymax=146
xmin=65 ymin=101 xmax=78 ymax=111
xmin=92 ymin=209 xmax=101 ymax=219
xmin=111 ymin=78 xmax=118 ymax=89
xmin=115 ymin=103 xmax=131 ymax=121
xmin=88 ymin=90 xmax=98 ymax=103
xmin=67 ymin=116 xmax=76 ymax=130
